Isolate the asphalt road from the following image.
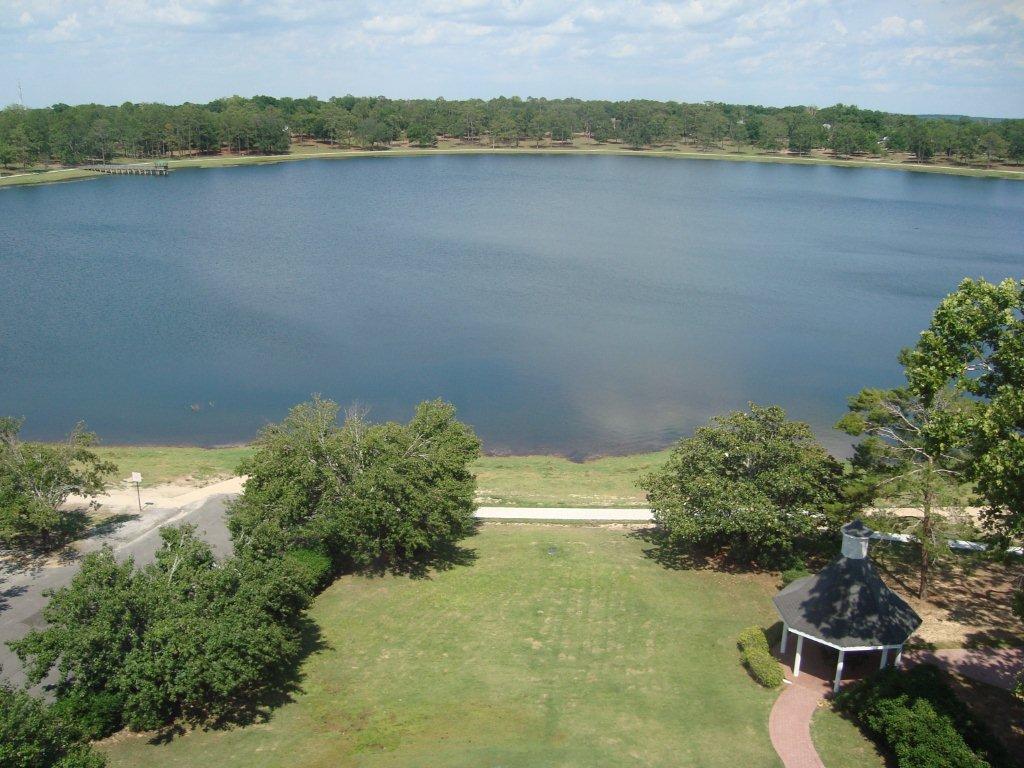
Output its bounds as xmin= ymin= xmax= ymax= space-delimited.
xmin=0 ymin=495 xmax=233 ymax=690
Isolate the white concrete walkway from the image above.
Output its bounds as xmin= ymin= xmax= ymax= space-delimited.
xmin=474 ymin=506 xmax=652 ymax=520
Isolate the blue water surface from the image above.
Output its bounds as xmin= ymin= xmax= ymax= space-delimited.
xmin=2 ymin=155 xmax=1022 ymax=456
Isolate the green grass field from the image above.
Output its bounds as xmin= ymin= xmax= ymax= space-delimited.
xmin=93 ymin=445 xmax=666 ymax=507
xmin=811 ymin=706 xmax=888 ymax=768
xmin=101 ymin=524 xmax=788 ymax=767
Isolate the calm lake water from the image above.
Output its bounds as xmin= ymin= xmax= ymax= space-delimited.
xmin=2 ymin=155 xmax=1022 ymax=456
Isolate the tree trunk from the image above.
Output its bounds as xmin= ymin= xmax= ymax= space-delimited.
xmin=919 ymin=461 xmax=934 ymax=600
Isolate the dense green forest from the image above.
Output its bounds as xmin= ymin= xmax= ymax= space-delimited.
xmin=1 ymin=95 xmax=1022 ymax=168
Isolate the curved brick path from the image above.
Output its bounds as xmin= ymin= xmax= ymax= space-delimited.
xmin=769 ymin=682 xmax=826 ymax=768
xmin=767 ymin=645 xmax=1022 ymax=767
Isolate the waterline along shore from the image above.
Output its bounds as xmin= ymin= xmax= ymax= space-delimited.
xmin=3 ymin=141 xmax=1024 ymax=189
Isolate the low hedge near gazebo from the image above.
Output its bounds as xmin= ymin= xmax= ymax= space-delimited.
xmin=773 ymin=520 xmax=921 ymax=692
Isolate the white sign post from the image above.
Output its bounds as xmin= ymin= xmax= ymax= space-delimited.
xmin=129 ymin=472 xmax=143 ymax=512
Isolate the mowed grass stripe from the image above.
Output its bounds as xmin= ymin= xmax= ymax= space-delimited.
xmin=101 ymin=525 xmax=782 ymax=767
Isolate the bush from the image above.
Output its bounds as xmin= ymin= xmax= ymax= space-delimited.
xmin=283 ymin=547 xmax=334 ymax=594
xmin=50 ymin=689 xmax=123 ymax=740
xmin=738 ymin=626 xmax=769 ymax=654
xmin=837 ymin=665 xmax=1011 ymax=768
xmin=737 ymin=626 xmax=784 ymax=688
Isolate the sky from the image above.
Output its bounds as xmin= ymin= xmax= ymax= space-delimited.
xmin=2 ymin=1 xmax=1023 ymax=117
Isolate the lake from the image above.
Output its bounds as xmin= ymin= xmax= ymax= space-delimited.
xmin=2 ymin=155 xmax=1022 ymax=457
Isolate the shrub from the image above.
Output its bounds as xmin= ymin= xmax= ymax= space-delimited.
xmin=744 ymin=647 xmax=785 ymax=688
xmin=283 ymin=547 xmax=334 ymax=594
xmin=737 ymin=626 xmax=769 ymax=654
xmin=837 ymin=665 xmax=1011 ymax=768
xmin=737 ymin=626 xmax=783 ymax=688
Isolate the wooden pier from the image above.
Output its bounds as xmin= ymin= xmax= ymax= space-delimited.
xmin=81 ymin=162 xmax=170 ymax=176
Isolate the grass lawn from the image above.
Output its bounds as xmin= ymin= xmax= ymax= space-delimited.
xmin=811 ymin=705 xmax=888 ymax=768
xmin=93 ymin=446 xmax=254 ymax=486
xmin=92 ymin=446 xmax=665 ymax=506
xmin=101 ymin=524 xmax=783 ymax=768
xmin=473 ymin=451 xmax=666 ymax=507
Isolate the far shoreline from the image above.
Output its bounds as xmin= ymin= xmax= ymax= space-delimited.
xmin=3 ymin=142 xmax=1024 ymax=190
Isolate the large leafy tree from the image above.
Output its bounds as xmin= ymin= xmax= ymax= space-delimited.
xmin=837 ymin=388 xmax=971 ymax=598
xmin=11 ymin=526 xmax=315 ymax=733
xmin=900 ymin=278 xmax=1024 ymax=539
xmin=641 ymin=404 xmax=844 ymax=567
xmin=0 ymin=418 xmax=116 ymax=547
xmin=228 ymin=397 xmax=481 ymax=568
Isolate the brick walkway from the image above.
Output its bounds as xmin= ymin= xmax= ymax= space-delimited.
xmin=768 ymin=682 xmax=827 ymax=768
xmin=767 ymin=642 xmax=1023 ymax=768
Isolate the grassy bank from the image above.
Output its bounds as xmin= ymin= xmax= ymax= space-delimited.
xmin=94 ymin=445 xmax=665 ymax=507
xmin=4 ymin=138 xmax=1023 ymax=189
xmin=100 ymin=524 xmax=785 ymax=767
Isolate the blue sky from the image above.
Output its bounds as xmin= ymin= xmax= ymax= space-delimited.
xmin=2 ymin=1 xmax=1022 ymax=116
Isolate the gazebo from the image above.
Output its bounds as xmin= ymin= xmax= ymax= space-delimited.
xmin=773 ymin=520 xmax=921 ymax=692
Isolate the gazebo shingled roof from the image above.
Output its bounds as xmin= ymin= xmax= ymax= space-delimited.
xmin=773 ymin=520 xmax=922 ymax=692
xmin=773 ymin=555 xmax=921 ymax=648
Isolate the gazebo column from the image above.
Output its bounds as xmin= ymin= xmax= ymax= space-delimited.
xmin=833 ymin=649 xmax=845 ymax=693
xmin=894 ymin=644 xmax=904 ymax=667
xmin=780 ymin=623 xmax=789 ymax=654
xmin=793 ymin=634 xmax=804 ymax=677
xmin=879 ymin=648 xmax=889 ymax=669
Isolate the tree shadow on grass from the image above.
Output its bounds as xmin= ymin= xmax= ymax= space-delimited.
xmin=146 ymin=615 xmax=330 ymax=745
xmin=628 ymin=526 xmax=769 ymax=575
xmin=359 ymin=522 xmax=482 ymax=580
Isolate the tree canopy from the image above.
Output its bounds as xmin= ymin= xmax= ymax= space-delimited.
xmin=641 ymin=404 xmax=844 ymax=567
xmin=2 ymin=96 xmax=1021 ymax=168
xmin=0 ymin=684 xmax=106 ymax=768
xmin=10 ymin=526 xmax=316 ymax=733
xmin=0 ymin=418 xmax=115 ymax=547
xmin=228 ymin=397 xmax=481 ymax=568
xmin=900 ymin=277 xmax=1024 ymax=539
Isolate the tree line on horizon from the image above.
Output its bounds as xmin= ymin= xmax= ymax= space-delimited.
xmin=1 ymin=95 xmax=1022 ymax=168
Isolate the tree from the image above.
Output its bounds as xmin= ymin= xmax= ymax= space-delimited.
xmin=907 ymin=122 xmax=934 ymax=162
xmin=405 ymin=122 xmax=435 ymax=147
xmin=641 ymin=404 xmax=844 ymax=567
xmin=979 ymin=131 xmax=1008 ymax=166
xmin=228 ymin=398 xmax=481 ymax=568
xmin=837 ymin=388 xmax=970 ymax=598
xmin=118 ymin=528 xmax=312 ymax=729
xmin=9 ymin=549 xmax=145 ymax=737
xmin=11 ymin=526 xmax=316 ymax=733
xmin=0 ymin=419 xmax=115 ymax=547
xmin=0 ymin=685 xmax=106 ymax=768
xmin=900 ymin=278 xmax=1024 ymax=539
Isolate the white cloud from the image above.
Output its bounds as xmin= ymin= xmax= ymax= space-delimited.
xmin=41 ymin=12 xmax=79 ymax=42
xmin=872 ymin=15 xmax=925 ymax=38
xmin=1 ymin=0 xmax=1021 ymax=116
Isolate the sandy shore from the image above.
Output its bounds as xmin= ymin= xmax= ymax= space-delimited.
xmin=68 ymin=476 xmax=246 ymax=513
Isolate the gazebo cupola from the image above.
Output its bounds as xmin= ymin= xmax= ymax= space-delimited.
xmin=773 ymin=520 xmax=921 ymax=692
